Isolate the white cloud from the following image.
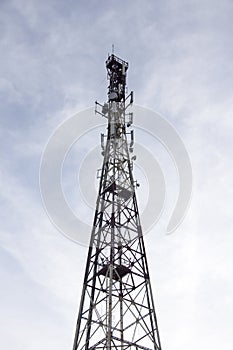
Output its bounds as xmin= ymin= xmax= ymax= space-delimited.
xmin=0 ymin=0 xmax=233 ymax=349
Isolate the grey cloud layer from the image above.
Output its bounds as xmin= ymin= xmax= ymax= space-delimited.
xmin=0 ymin=0 xmax=232 ymax=349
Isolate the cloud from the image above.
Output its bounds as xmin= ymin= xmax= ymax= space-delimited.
xmin=0 ymin=0 xmax=233 ymax=349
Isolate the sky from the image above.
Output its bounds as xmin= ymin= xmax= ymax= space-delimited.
xmin=0 ymin=0 xmax=233 ymax=349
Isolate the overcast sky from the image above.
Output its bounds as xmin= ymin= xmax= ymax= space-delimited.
xmin=0 ymin=0 xmax=233 ymax=349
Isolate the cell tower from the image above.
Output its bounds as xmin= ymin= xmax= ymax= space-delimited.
xmin=72 ymin=54 xmax=162 ymax=350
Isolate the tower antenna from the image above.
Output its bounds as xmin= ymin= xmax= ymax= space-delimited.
xmin=72 ymin=54 xmax=162 ymax=350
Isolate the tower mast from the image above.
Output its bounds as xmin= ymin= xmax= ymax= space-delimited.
xmin=72 ymin=54 xmax=162 ymax=350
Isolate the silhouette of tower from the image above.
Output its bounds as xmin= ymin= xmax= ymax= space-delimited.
xmin=72 ymin=54 xmax=162 ymax=350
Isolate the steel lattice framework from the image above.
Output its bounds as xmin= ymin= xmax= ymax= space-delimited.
xmin=72 ymin=54 xmax=162 ymax=350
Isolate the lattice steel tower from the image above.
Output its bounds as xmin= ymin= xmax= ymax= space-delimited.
xmin=72 ymin=54 xmax=162 ymax=350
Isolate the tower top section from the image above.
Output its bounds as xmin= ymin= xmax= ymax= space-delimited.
xmin=105 ymin=54 xmax=129 ymax=103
